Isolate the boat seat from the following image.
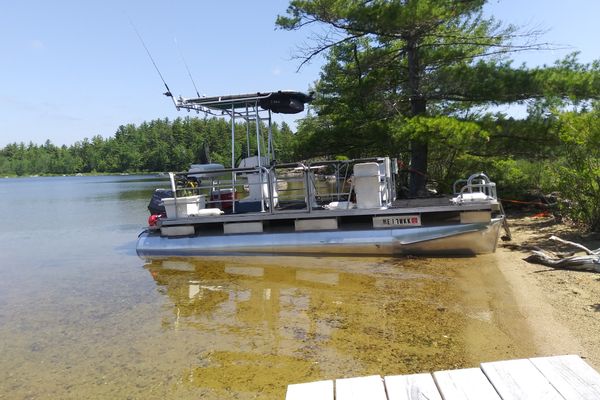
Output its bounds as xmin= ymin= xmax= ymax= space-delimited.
xmin=353 ymin=162 xmax=385 ymax=209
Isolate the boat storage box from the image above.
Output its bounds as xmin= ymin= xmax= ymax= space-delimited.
xmin=353 ymin=162 xmax=383 ymax=209
xmin=162 ymin=195 xmax=206 ymax=219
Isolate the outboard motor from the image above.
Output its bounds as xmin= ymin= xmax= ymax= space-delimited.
xmin=147 ymin=189 xmax=174 ymax=215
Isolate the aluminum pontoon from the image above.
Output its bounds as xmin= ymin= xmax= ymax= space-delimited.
xmin=136 ymin=91 xmax=506 ymax=258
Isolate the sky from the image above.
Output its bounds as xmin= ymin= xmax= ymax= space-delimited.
xmin=1 ymin=0 xmax=598 ymax=147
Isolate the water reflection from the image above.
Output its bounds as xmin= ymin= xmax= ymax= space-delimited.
xmin=145 ymin=256 xmax=469 ymax=399
xmin=0 ymin=174 xmax=534 ymax=399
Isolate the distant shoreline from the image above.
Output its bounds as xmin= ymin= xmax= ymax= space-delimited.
xmin=2 ymin=172 xmax=164 ymax=179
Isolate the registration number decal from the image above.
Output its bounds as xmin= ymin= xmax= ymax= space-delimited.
xmin=373 ymin=215 xmax=421 ymax=228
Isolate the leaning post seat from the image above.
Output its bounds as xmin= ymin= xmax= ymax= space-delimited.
xmin=353 ymin=162 xmax=384 ymax=209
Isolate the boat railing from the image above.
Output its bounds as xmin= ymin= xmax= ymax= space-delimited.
xmin=165 ymin=157 xmax=396 ymax=218
xmin=452 ymin=172 xmax=497 ymax=203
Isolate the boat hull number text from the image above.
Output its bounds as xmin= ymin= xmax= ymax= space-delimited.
xmin=373 ymin=215 xmax=421 ymax=228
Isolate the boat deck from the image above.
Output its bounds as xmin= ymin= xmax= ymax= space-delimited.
xmin=286 ymin=355 xmax=600 ymax=400
xmin=159 ymin=196 xmax=497 ymax=227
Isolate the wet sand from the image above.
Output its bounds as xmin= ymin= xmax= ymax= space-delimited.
xmin=492 ymin=214 xmax=600 ymax=369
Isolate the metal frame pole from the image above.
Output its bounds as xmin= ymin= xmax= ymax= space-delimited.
xmin=254 ymin=100 xmax=265 ymax=212
xmin=231 ymin=104 xmax=236 ymax=213
xmin=245 ymin=104 xmax=251 ymax=158
xmin=268 ymin=109 xmax=273 ymax=162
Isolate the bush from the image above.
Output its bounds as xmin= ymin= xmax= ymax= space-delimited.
xmin=553 ymin=109 xmax=600 ymax=231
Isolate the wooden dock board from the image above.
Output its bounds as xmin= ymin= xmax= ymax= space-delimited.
xmin=530 ymin=355 xmax=600 ymax=400
xmin=384 ymin=373 xmax=442 ymax=400
xmin=285 ymin=355 xmax=600 ymax=400
xmin=286 ymin=379 xmax=334 ymax=400
xmin=481 ymin=358 xmax=564 ymax=400
xmin=433 ymin=367 xmax=501 ymax=400
xmin=336 ymin=375 xmax=387 ymax=400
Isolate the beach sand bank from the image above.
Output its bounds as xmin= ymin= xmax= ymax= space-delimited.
xmin=493 ymin=214 xmax=600 ymax=369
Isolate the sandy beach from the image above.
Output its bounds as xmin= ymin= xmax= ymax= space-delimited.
xmin=493 ymin=214 xmax=600 ymax=369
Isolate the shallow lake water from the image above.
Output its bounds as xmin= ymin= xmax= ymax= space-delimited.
xmin=0 ymin=175 xmax=533 ymax=399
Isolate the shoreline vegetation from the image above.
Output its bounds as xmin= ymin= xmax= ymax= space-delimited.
xmin=1 ymin=171 xmax=163 ymax=178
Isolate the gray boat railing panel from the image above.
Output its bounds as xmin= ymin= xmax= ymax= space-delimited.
xmin=165 ymin=157 xmax=396 ymax=214
xmin=160 ymin=158 xmax=502 ymax=227
xmin=159 ymin=201 xmax=496 ymax=227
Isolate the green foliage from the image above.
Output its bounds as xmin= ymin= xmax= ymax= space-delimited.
xmin=391 ymin=116 xmax=488 ymax=145
xmin=552 ymin=108 xmax=600 ymax=230
xmin=0 ymin=117 xmax=294 ymax=176
xmin=437 ymin=55 xmax=600 ymax=104
xmin=276 ymin=0 xmax=600 ymax=228
xmin=449 ymin=156 xmax=553 ymax=199
xmin=277 ymin=0 xmax=546 ymax=194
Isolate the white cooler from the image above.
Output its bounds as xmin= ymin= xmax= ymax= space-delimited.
xmin=162 ymin=195 xmax=206 ymax=219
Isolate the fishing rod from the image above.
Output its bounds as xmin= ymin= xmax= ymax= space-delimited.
xmin=174 ymin=37 xmax=201 ymax=98
xmin=129 ymin=19 xmax=178 ymax=108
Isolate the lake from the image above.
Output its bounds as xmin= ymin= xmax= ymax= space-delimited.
xmin=0 ymin=175 xmax=533 ymax=399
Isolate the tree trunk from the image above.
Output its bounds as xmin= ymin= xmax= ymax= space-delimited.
xmin=524 ymin=235 xmax=600 ymax=272
xmin=407 ymin=40 xmax=428 ymax=197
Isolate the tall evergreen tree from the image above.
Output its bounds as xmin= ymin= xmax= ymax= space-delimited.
xmin=277 ymin=0 xmax=598 ymax=195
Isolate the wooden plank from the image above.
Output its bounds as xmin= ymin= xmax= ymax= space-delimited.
xmin=433 ymin=368 xmax=501 ymax=400
xmin=336 ymin=375 xmax=387 ymax=400
xmin=481 ymin=358 xmax=564 ymax=400
xmin=286 ymin=379 xmax=334 ymax=400
xmin=385 ymin=373 xmax=443 ymax=400
xmin=530 ymin=355 xmax=600 ymax=400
